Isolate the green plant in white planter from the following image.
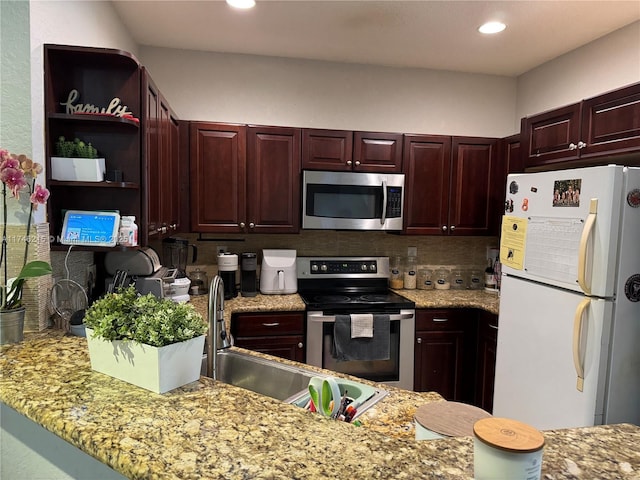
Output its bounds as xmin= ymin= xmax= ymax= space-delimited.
xmin=84 ymin=286 xmax=207 ymax=393
xmin=51 ymin=136 xmax=105 ymax=182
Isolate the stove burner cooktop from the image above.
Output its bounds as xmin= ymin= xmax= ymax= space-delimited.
xmin=297 ymin=256 xmax=416 ymax=311
xmin=300 ymin=290 xmax=414 ymax=311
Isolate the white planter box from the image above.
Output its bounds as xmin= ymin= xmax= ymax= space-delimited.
xmin=51 ymin=157 xmax=106 ymax=182
xmin=85 ymin=328 xmax=205 ymax=393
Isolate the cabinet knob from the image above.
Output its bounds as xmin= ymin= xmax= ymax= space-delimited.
xmin=347 ymin=160 xmax=352 ymax=166
xmin=577 ymin=141 xmax=587 ymax=149
xmin=355 ymin=161 xmax=360 ymax=166
xmin=249 ymin=222 xmax=255 ymax=229
xmin=450 ymin=225 xmax=456 ymax=231
xmin=442 ymin=225 xmax=448 ymax=231
xmin=569 ymin=142 xmax=578 ymax=150
xmin=417 ymin=337 xmax=422 ymax=344
xmin=239 ymin=222 xmax=245 ymax=228
xmin=297 ymin=342 xmax=303 ymax=349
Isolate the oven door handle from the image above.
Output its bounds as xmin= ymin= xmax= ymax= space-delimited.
xmin=307 ymin=313 xmax=413 ymax=322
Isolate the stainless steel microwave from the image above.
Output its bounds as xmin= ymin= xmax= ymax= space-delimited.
xmin=302 ymin=170 xmax=405 ymax=231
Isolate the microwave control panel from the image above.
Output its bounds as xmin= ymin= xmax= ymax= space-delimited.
xmin=386 ymin=187 xmax=403 ymax=218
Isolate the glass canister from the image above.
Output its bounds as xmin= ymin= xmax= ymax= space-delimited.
xmin=417 ymin=269 xmax=434 ymax=290
xmin=434 ymin=268 xmax=451 ymax=290
xmin=451 ymin=269 xmax=466 ymax=290
xmin=389 ymin=255 xmax=404 ymax=289
xmin=403 ymin=256 xmax=417 ymax=290
xmin=188 ymin=268 xmax=209 ymax=295
xmin=468 ymin=270 xmax=483 ymax=290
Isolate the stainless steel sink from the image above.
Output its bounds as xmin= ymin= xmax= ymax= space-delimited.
xmin=202 ymin=350 xmax=388 ymax=420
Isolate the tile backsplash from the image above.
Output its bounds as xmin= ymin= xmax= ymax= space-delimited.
xmin=178 ymin=231 xmax=498 ymax=269
xmin=51 ymin=231 xmax=498 ymax=297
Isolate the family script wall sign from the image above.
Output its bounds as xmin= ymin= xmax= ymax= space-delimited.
xmin=60 ymin=89 xmax=136 ymax=119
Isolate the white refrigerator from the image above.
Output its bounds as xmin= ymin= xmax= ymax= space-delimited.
xmin=493 ymin=164 xmax=640 ymax=431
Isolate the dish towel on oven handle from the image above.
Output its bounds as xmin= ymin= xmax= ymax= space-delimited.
xmin=332 ymin=314 xmax=391 ymax=362
xmin=350 ymin=313 xmax=374 ymax=338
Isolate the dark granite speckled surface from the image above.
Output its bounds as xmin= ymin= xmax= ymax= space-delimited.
xmin=1 ymin=293 xmax=638 ymax=479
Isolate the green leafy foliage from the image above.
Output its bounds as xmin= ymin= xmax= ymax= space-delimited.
xmin=55 ymin=136 xmax=98 ymax=159
xmin=84 ymin=286 xmax=207 ymax=347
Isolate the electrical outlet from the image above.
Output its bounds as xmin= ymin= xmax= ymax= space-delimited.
xmin=216 ymin=245 xmax=228 ymax=255
xmin=407 ymin=246 xmax=417 ymax=257
xmin=86 ymin=264 xmax=97 ymax=289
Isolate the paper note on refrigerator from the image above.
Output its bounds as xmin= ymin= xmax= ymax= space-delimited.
xmin=524 ymin=217 xmax=583 ymax=284
xmin=500 ymin=216 xmax=528 ymax=269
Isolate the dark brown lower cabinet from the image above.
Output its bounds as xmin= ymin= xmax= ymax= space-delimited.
xmin=475 ymin=311 xmax=499 ymax=413
xmin=231 ymin=312 xmax=305 ymax=363
xmin=414 ymin=309 xmax=476 ymax=403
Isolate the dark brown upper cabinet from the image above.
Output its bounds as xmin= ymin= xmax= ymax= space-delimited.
xmin=403 ymin=135 xmax=502 ymax=236
xmin=189 ymin=123 xmax=301 ymax=234
xmin=402 ymin=135 xmax=452 ymax=235
xmin=302 ymin=129 xmax=353 ymax=171
xmin=522 ymin=82 xmax=640 ymax=170
xmin=302 ymin=129 xmax=402 ymax=172
xmin=247 ymin=125 xmax=302 ymax=233
xmin=143 ymin=70 xmax=181 ymax=240
xmin=189 ymin=122 xmax=247 ymax=233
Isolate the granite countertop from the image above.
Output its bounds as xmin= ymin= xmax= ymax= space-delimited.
xmin=1 ymin=292 xmax=638 ymax=479
xmin=188 ymin=288 xmax=501 ymax=327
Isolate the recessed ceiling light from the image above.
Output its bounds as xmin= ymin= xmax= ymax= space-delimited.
xmin=478 ymin=21 xmax=506 ymax=34
xmin=226 ymin=0 xmax=256 ymax=9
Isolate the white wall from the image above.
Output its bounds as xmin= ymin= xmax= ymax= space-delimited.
xmin=140 ymin=47 xmax=518 ymax=138
xmin=516 ymin=21 xmax=640 ymax=119
xmin=1 ymin=1 xmax=33 ymax=224
xmin=27 ymin=4 xmax=639 ymax=149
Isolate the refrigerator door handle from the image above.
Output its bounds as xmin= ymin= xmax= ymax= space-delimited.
xmin=572 ymin=298 xmax=591 ymax=392
xmin=577 ymin=198 xmax=598 ymax=295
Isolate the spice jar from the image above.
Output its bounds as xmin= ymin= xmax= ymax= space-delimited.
xmin=434 ymin=268 xmax=451 ymax=290
xmin=389 ymin=255 xmax=404 ymax=289
xmin=417 ymin=269 xmax=434 ymax=290
xmin=403 ymin=256 xmax=417 ymax=290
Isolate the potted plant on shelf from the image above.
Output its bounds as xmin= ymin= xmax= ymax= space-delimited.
xmin=50 ymin=136 xmax=106 ymax=182
xmin=83 ymin=286 xmax=208 ymax=393
xmin=1 ymin=149 xmax=52 ymax=345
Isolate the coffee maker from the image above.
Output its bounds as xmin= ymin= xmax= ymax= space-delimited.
xmin=217 ymin=253 xmax=238 ymax=300
xmin=240 ymin=252 xmax=258 ymax=297
xmin=162 ymin=237 xmax=197 ymax=278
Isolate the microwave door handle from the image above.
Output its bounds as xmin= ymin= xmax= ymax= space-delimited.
xmin=380 ymin=180 xmax=387 ymax=225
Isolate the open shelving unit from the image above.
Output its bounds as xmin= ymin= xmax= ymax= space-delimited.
xmin=44 ymin=44 xmax=145 ymax=249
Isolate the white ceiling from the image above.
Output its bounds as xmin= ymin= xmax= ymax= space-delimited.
xmin=112 ymin=0 xmax=640 ymax=77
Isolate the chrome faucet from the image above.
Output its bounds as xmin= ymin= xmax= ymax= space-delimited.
xmin=207 ymin=275 xmax=231 ymax=379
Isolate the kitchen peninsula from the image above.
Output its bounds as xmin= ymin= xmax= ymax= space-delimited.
xmin=1 ymin=292 xmax=638 ymax=479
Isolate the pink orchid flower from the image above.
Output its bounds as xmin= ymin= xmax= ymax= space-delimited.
xmin=30 ymin=184 xmax=50 ymax=209
xmin=0 ymin=166 xmax=27 ymax=198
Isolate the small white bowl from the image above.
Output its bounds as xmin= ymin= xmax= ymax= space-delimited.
xmin=168 ymin=278 xmax=191 ymax=296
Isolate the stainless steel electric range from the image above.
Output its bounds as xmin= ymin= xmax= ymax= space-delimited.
xmin=297 ymin=256 xmax=415 ymax=390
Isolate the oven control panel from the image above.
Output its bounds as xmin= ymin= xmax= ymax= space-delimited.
xmin=309 ymin=260 xmax=377 ymax=274
xmin=297 ymin=257 xmax=390 ymax=279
